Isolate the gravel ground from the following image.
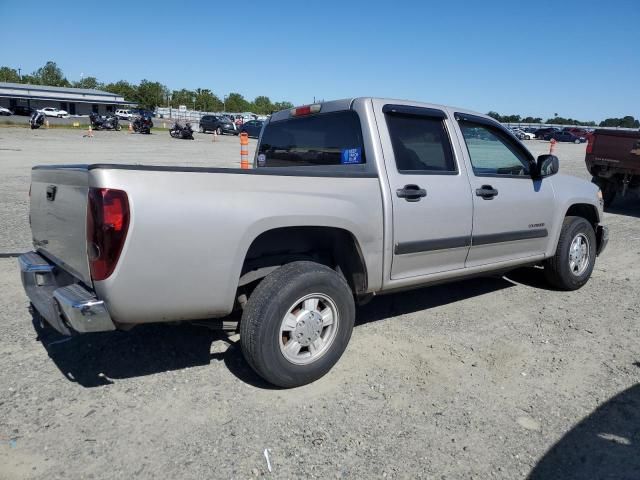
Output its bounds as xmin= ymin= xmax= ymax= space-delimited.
xmin=1 ymin=128 xmax=639 ymax=479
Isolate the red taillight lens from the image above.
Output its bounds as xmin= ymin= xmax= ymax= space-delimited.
xmin=586 ymin=134 xmax=595 ymax=154
xmin=87 ymin=188 xmax=130 ymax=281
xmin=290 ymin=104 xmax=321 ymax=117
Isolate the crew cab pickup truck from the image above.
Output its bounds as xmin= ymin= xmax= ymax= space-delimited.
xmin=586 ymin=128 xmax=640 ymax=207
xmin=20 ymin=98 xmax=609 ymax=387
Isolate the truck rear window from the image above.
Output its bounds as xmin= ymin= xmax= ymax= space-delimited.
xmin=257 ymin=111 xmax=366 ymax=167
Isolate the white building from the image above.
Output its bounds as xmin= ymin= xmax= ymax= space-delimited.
xmin=0 ymin=82 xmax=134 ymax=116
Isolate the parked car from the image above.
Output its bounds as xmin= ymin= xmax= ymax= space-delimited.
xmin=130 ymin=108 xmax=155 ymax=118
xmin=586 ymin=129 xmax=640 ymax=207
xmin=534 ymin=127 xmax=560 ymax=139
xmin=0 ymin=107 xmax=12 ymax=116
xmin=545 ymin=131 xmax=586 ymax=143
xmin=11 ymin=106 xmax=35 ymax=116
xmin=511 ymin=128 xmax=534 ymax=140
xmin=20 ymin=97 xmax=608 ymax=388
xmin=199 ymin=115 xmax=237 ymax=135
xmin=115 ymin=109 xmax=133 ymax=120
xmin=39 ymin=107 xmax=68 ymax=118
xmin=240 ymin=120 xmax=264 ymax=138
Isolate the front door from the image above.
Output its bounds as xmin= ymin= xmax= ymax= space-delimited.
xmin=374 ymin=101 xmax=474 ymax=280
xmin=454 ymin=114 xmax=555 ymax=267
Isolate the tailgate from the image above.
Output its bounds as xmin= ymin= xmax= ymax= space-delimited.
xmin=30 ymin=166 xmax=92 ymax=285
xmin=591 ymin=130 xmax=640 ymax=170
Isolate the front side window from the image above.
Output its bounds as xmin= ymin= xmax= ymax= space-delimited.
xmin=459 ymin=121 xmax=531 ymax=177
xmin=258 ymin=111 xmax=366 ymax=167
xmin=385 ymin=114 xmax=456 ymax=173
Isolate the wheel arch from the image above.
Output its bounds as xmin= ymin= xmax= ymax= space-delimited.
xmin=238 ymin=226 xmax=369 ymax=295
xmin=565 ymin=203 xmax=599 ymax=228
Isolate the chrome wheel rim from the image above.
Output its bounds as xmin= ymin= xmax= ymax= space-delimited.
xmin=569 ymin=233 xmax=590 ymax=276
xmin=279 ymin=293 xmax=339 ymax=365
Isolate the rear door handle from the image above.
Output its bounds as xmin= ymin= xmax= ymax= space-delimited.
xmin=475 ymin=185 xmax=498 ymax=199
xmin=396 ymin=184 xmax=427 ymax=202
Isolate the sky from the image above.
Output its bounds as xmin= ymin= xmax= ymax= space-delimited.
xmin=0 ymin=0 xmax=638 ymax=121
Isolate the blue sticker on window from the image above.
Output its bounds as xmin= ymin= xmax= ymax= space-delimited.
xmin=341 ymin=147 xmax=362 ymax=164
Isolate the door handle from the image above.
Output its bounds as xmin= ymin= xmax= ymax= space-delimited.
xmin=396 ymin=184 xmax=427 ymax=202
xmin=475 ymin=185 xmax=498 ymax=200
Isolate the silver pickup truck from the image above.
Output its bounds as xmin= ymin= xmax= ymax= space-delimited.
xmin=20 ymin=98 xmax=608 ymax=387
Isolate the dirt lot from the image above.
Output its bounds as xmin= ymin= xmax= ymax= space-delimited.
xmin=1 ymin=127 xmax=639 ymax=479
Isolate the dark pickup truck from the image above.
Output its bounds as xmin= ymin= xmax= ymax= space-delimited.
xmin=587 ymin=129 xmax=640 ymax=206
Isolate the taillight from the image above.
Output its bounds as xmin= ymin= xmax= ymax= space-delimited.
xmin=290 ymin=104 xmax=321 ymax=117
xmin=586 ymin=134 xmax=595 ymax=154
xmin=87 ymin=188 xmax=130 ymax=281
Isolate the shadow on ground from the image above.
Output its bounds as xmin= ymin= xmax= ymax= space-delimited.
xmin=606 ymin=194 xmax=640 ymax=219
xmin=529 ymin=383 xmax=640 ymax=480
xmin=34 ymin=275 xmax=516 ymax=388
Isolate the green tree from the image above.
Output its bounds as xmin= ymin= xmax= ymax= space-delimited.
xmin=599 ymin=116 xmax=639 ymax=128
xmin=272 ymin=101 xmax=294 ymax=112
xmin=252 ymin=96 xmax=273 ymax=114
xmin=104 ymin=81 xmax=139 ymax=102
xmin=136 ymin=79 xmax=168 ymax=110
xmin=0 ymin=67 xmax=21 ymax=83
xmin=30 ymin=61 xmax=70 ymax=86
xmin=225 ymin=92 xmax=250 ymax=112
xmin=170 ymin=88 xmax=196 ymax=108
xmin=73 ymin=76 xmax=102 ymax=90
xmin=195 ymin=88 xmax=223 ymax=111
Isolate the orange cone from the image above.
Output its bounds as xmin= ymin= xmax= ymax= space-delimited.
xmin=128 ymin=122 xmax=133 ymax=133
xmin=240 ymin=132 xmax=249 ymax=169
xmin=83 ymin=125 xmax=94 ymax=138
xmin=549 ymin=138 xmax=557 ymax=154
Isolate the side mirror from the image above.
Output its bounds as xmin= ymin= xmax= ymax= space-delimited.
xmin=535 ymin=154 xmax=559 ymax=178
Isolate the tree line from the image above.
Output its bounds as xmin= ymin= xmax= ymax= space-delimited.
xmin=487 ymin=111 xmax=639 ymax=129
xmin=0 ymin=61 xmax=294 ymax=114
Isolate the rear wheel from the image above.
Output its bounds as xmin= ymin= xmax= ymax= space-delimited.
xmin=240 ymin=261 xmax=355 ymax=388
xmin=216 ymin=126 xmax=222 ymax=135
xmin=544 ymin=216 xmax=596 ymax=290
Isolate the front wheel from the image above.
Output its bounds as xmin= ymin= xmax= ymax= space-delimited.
xmin=544 ymin=216 xmax=596 ymax=290
xmin=199 ymin=125 xmax=205 ymax=133
xmin=216 ymin=126 xmax=222 ymax=135
xmin=574 ymin=139 xmax=581 ymax=144
xmin=240 ymin=261 xmax=355 ymax=388
xmin=115 ymin=124 xmax=122 ymax=131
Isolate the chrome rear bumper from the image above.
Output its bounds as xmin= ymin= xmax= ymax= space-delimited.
xmin=19 ymin=251 xmax=115 ymax=335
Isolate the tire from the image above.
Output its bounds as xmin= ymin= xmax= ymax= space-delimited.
xmin=240 ymin=261 xmax=355 ymax=388
xmin=199 ymin=125 xmax=205 ymax=133
xmin=115 ymin=124 xmax=122 ymax=131
xmin=574 ymin=139 xmax=580 ymax=144
xmin=544 ymin=216 xmax=596 ymax=290
xmin=216 ymin=126 xmax=222 ymax=135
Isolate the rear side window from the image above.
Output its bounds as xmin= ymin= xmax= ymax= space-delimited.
xmin=258 ymin=111 xmax=366 ymax=167
xmin=385 ymin=114 xmax=456 ymax=173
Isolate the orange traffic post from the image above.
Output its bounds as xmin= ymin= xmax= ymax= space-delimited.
xmin=128 ymin=122 xmax=133 ymax=133
xmin=83 ymin=125 xmax=94 ymax=138
xmin=45 ymin=119 xmax=50 ymax=129
xmin=240 ymin=132 xmax=249 ymax=169
xmin=549 ymin=138 xmax=557 ymax=154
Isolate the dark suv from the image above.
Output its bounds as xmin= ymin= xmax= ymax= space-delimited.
xmin=199 ymin=115 xmax=237 ymax=135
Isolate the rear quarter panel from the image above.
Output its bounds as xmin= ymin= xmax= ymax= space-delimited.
xmin=89 ymin=168 xmax=383 ymax=324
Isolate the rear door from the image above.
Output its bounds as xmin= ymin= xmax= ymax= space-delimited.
xmin=453 ymin=113 xmax=555 ymax=267
xmin=373 ymin=101 xmax=473 ymax=279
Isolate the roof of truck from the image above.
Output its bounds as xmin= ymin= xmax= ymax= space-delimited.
xmin=269 ymin=97 xmax=486 ymax=122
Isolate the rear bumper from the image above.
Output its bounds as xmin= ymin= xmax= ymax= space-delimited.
xmin=19 ymin=252 xmax=115 ymax=335
xmin=596 ymin=225 xmax=609 ymax=256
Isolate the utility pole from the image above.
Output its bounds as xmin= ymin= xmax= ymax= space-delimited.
xmin=17 ymin=68 xmax=21 ymax=81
